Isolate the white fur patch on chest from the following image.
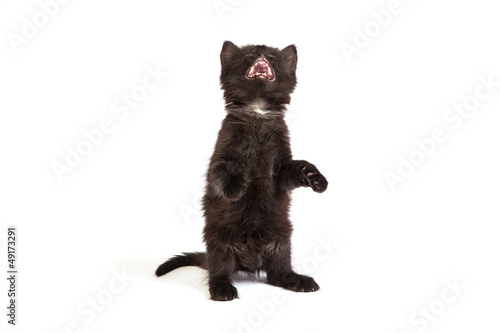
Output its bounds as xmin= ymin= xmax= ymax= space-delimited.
xmin=249 ymin=100 xmax=270 ymax=115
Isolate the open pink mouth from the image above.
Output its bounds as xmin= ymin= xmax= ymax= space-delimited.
xmin=246 ymin=58 xmax=275 ymax=81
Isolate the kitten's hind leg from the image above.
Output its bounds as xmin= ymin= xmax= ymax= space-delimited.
xmin=268 ymin=271 xmax=320 ymax=292
xmin=265 ymin=242 xmax=319 ymax=292
xmin=209 ymin=277 xmax=238 ymax=301
xmin=207 ymin=246 xmax=238 ymax=301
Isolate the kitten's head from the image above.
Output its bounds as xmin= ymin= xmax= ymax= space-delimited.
xmin=220 ymin=41 xmax=298 ymax=108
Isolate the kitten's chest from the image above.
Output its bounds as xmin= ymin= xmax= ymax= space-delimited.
xmin=242 ymin=121 xmax=281 ymax=162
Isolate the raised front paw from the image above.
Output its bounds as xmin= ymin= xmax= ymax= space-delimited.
xmin=226 ymin=160 xmax=244 ymax=176
xmin=301 ymin=164 xmax=328 ymax=193
xmin=224 ymin=181 xmax=245 ymax=200
xmin=222 ymin=160 xmax=247 ymax=200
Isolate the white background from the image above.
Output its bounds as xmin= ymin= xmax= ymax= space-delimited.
xmin=1 ymin=0 xmax=499 ymax=332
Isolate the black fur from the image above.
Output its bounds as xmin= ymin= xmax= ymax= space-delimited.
xmin=155 ymin=252 xmax=206 ymax=276
xmin=156 ymin=41 xmax=328 ymax=301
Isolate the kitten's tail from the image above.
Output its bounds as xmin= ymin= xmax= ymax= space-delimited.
xmin=155 ymin=252 xmax=206 ymax=277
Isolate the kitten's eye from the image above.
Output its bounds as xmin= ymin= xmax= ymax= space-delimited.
xmin=266 ymin=54 xmax=276 ymax=58
xmin=243 ymin=54 xmax=254 ymax=59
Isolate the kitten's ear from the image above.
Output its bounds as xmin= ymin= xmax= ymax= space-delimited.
xmin=281 ymin=45 xmax=298 ymax=71
xmin=221 ymin=41 xmax=239 ymax=66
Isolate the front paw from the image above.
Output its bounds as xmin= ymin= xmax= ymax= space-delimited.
xmin=222 ymin=160 xmax=247 ymax=200
xmin=301 ymin=164 xmax=328 ymax=193
xmin=224 ymin=180 xmax=245 ymax=200
xmin=226 ymin=160 xmax=244 ymax=176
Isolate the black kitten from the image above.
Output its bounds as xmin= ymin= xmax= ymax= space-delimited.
xmin=156 ymin=41 xmax=328 ymax=301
